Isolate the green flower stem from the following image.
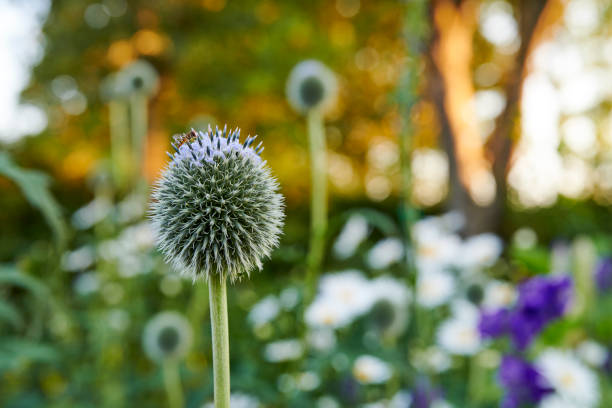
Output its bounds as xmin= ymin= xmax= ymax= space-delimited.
xmin=108 ymin=99 xmax=130 ymax=190
xmin=209 ymin=277 xmax=230 ymax=408
xmin=305 ymin=109 xmax=327 ymax=303
xmin=163 ymin=359 xmax=184 ymax=408
xmin=130 ymin=93 xmax=148 ymax=184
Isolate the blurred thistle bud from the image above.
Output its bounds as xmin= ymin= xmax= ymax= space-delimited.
xmin=116 ymin=59 xmax=159 ymax=97
xmin=99 ymin=73 xmax=127 ymax=102
xmin=286 ymin=60 xmax=337 ymax=115
xmin=150 ymin=125 xmax=285 ymax=282
xmin=142 ymin=311 xmax=193 ymax=363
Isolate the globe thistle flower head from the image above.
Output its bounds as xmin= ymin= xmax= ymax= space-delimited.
xmin=286 ymin=60 xmax=337 ymax=115
xmin=99 ymin=73 xmax=126 ymax=102
xmin=142 ymin=311 xmax=193 ymax=363
xmin=151 ymin=125 xmax=285 ymax=282
xmin=116 ymin=59 xmax=159 ymax=97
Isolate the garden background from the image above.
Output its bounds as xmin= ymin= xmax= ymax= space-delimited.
xmin=2 ymin=0 xmax=612 ymax=407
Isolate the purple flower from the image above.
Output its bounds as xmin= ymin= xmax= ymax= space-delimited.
xmin=479 ymin=308 xmax=511 ymax=339
xmin=498 ymin=355 xmax=553 ymax=408
xmin=411 ymin=377 xmax=443 ymax=408
xmin=595 ymin=258 xmax=612 ymax=292
xmin=478 ymin=275 xmax=572 ymax=350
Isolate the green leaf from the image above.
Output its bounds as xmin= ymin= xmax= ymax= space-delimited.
xmin=0 ymin=338 xmax=58 ymax=371
xmin=0 ymin=299 xmax=23 ymax=328
xmin=0 ymin=264 xmax=49 ymax=299
xmin=0 ymin=151 xmax=67 ymax=247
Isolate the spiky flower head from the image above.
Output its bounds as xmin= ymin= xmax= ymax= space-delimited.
xmin=142 ymin=311 xmax=193 ymax=363
xmin=151 ymin=125 xmax=284 ymax=282
xmin=286 ymin=60 xmax=338 ymax=115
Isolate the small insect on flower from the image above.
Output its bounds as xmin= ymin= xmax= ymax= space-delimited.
xmin=173 ymin=129 xmax=199 ymax=149
xmin=150 ymin=125 xmax=285 ymax=282
xmin=142 ymin=311 xmax=193 ymax=363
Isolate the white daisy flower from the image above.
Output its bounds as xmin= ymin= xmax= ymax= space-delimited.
xmin=416 ymin=269 xmax=456 ymax=309
xmin=305 ymin=297 xmax=353 ymax=329
xmin=415 ymin=232 xmax=462 ymax=272
xmin=286 ymin=59 xmax=338 ymax=115
xmin=142 ymin=311 xmax=193 ymax=363
xmin=458 ymin=233 xmax=503 ymax=270
xmin=319 ymin=270 xmax=377 ymax=317
xmin=482 ymin=279 xmax=516 ymax=310
xmin=247 ymin=295 xmax=280 ymax=328
xmin=436 ymin=301 xmax=482 ymax=356
xmin=576 ymin=340 xmax=608 ymax=368
xmin=352 ymin=355 xmax=392 ymax=384
xmin=333 ymin=214 xmax=369 ymax=260
xmin=536 ymin=348 xmax=600 ymax=408
xmin=367 ymin=238 xmax=404 ymax=270
xmin=264 ymin=339 xmax=304 ymax=363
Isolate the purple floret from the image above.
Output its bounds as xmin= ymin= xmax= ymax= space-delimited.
xmin=478 ymin=275 xmax=572 ymax=350
xmin=595 ymin=257 xmax=612 ymax=292
xmin=498 ymin=355 xmax=553 ymax=408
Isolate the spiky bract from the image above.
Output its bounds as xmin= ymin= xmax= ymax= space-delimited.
xmin=151 ymin=126 xmax=284 ymax=282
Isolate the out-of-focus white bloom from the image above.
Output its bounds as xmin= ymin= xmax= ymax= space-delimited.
xmin=296 ymin=371 xmax=320 ymax=391
xmin=317 ymin=396 xmax=340 ymax=408
xmin=459 ymin=233 xmax=503 ymax=270
xmin=142 ymin=311 xmax=193 ymax=363
xmin=416 ymin=269 xmax=456 ymax=309
xmin=73 ymin=272 xmax=100 ymax=296
xmin=371 ymin=276 xmax=411 ymax=306
xmin=319 ymin=270 xmax=377 ymax=316
xmin=436 ymin=301 xmax=482 ymax=356
xmin=370 ymin=276 xmax=412 ymax=337
xmin=202 ymin=393 xmax=260 ymax=408
xmin=576 ymin=340 xmax=608 ymax=368
xmin=307 ymin=327 xmax=337 ymax=351
xmin=389 ymin=390 xmax=413 ymax=408
xmin=62 ymin=245 xmax=95 ymax=272
xmin=72 ymin=197 xmax=112 ymax=230
xmin=415 ymin=233 xmax=462 ymax=272
xmin=264 ymin=339 xmax=304 ymax=363
xmin=333 ymin=214 xmax=369 ymax=260
xmin=279 ymin=287 xmax=300 ymax=310
xmin=353 ymin=355 xmax=392 ymax=384
xmin=117 ymin=192 xmax=147 ymax=223
xmin=482 ymin=280 xmax=516 ymax=310
xmin=286 ymin=60 xmax=337 ymax=114
xmin=117 ymin=253 xmax=152 ymax=278
xmin=536 ymin=348 xmax=600 ymax=408
xmin=305 ymin=297 xmax=353 ymax=329
xmin=107 ymin=308 xmax=130 ymax=331
xmin=367 ymin=238 xmax=404 ymax=270
xmin=412 ymin=346 xmax=452 ymax=373
xmin=248 ymin=295 xmax=280 ymax=328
